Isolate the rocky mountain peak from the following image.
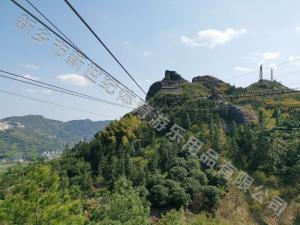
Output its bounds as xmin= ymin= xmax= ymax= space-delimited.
xmin=192 ymin=75 xmax=228 ymax=90
xmin=146 ymin=70 xmax=188 ymax=100
xmin=163 ymin=70 xmax=186 ymax=82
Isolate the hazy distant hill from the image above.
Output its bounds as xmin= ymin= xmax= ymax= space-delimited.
xmin=0 ymin=115 xmax=110 ymax=160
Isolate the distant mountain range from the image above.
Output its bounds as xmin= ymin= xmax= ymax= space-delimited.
xmin=0 ymin=115 xmax=110 ymax=160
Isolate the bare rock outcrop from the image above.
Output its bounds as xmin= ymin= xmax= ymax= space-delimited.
xmin=146 ymin=70 xmax=188 ymax=100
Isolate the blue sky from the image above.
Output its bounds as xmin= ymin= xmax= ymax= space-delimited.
xmin=1 ymin=0 xmax=300 ymax=121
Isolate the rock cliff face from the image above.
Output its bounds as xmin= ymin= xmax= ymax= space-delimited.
xmin=218 ymin=103 xmax=257 ymax=125
xmin=146 ymin=70 xmax=188 ymax=100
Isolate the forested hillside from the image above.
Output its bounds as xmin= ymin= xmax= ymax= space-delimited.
xmin=1 ymin=71 xmax=300 ymax=224
xmin=0 ymin=115 xmax=110 ymax=160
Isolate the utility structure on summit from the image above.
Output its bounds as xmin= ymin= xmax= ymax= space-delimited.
xmin=259 ymin=64 xmax=263 ymax=81
xmin=258 ymin=64 xmax=275 ymax=82
xmin=271 ymin=68 xmax=274 ymax=81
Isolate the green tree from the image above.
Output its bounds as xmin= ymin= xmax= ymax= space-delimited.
xmin=182 ymin=177 xmax=202 ymax=195
xmin=0 ymin=164 xmax=86 ymax=225
xmin=164 ymin=180 xmax=190 ymax=208
xmin=150 ymin=185 xmax=169 ymax=207
xmin=158 ymin=209 xmax=186 ymax=225
xmin=190 ymin=213 xmax=228 ymax=225
xmin=188 ymin=169 xmax=208 ymax=185
xmin=95 ymin=177 xmax=150 ymax=225
xmin=168 ymin=166 xmax=188 ymax=181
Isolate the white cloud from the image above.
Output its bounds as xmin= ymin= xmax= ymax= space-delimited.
xmin=296 ymin=27 xmax=300 ymax=32
xmin=22 ymin=64 xmax=39 ymax=70
xmin=250 ymin=52 xmax=281 ymax=66
xmin=234 ymin=66 xmax=252 ymax=73
xmin=143 ymin=51 xmax=151 ymax=57
xmin=181 ymin=28 xmax=247 ymax=48
xmin=260 ymin=52 xmax=281 ymax=61
xmin=25 ymin=88 xmax=52 ymax=94
xmin=26 ymin=88 xmax=38 ymax=93
xmin=181 ymin=36 xmax=200 ymax=48
xmin=288 ymin=56 xmax=300 ymax=66
xmin=42 ymin=89 xmax=52 ymax=94
xmin=145 ymin=79 xmax=152 ymax=83
xmin=57 ymin=74 xmax=89 ymax=86
xmin=23 ymin=74 xmax=39 ymax=81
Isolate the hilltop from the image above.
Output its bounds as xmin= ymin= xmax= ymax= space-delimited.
xmin=247 ymin=79 xmax=290 ymax=92
xmin=146 ymin=71 xmax=232 ymax=100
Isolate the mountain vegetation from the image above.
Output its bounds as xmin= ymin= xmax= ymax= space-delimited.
xmin=1 ymin=71 xmax=300 ymax=224
xmin=0 ymin=115 xmax=110 ymax=160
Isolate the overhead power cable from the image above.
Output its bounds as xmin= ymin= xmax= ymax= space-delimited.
xmin=10 ymin=0 xmax=145 ymax=103
xmin=228 ymin=89 xmax=300 ymax=99
xmin=24 ymin=0 xmax=80 ymax=52
xmin=0 ymin=69 xmax=133 ymax=108
xmin=0 ymin=70 xmax=133 ymax=109
xmin=0 ymin=89 xmax=110 ymax=118
xmin=63 ymin=0 xmax=147 ymax=95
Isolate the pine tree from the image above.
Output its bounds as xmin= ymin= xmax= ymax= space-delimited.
xmin=95 ymin=178 xmax=150 ymax=225
xmin=0 ymin=164 xmax=86 ymax=225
